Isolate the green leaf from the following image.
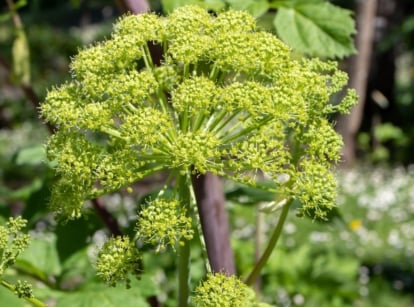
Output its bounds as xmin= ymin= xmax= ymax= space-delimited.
xmin=56 ymin=275 xmax=158 ymax=307
xmin=55 ymin=217 xmax=101 ymax=263
xmin=0 ymin=285 xmax=26 ymax=307
xmin=226 ymin=0 xmax=269 ymax=17
xmin=269 ymin=0 xmax=324 ymax=9
xmin=274 ymin=2 xmax=356 ymax=58
xmin=59 ymin=248 xmax=95 ymax=288
xmin=161 ymin=0 xmax=203 ymax=13
xmin=204 ymin=0 xmax=226 ymax=11
xmin=15 ymin=145 xmax=46 ymax=166
xmin=312 ymin=251 xmax=359 ymax=282
xmin=0 ymin=179 xmax=42 ymax=201
xmin=17 ymin=235 xmax=62 ymax=278
xmin=22 ymin=182 xmax=51 ymax=224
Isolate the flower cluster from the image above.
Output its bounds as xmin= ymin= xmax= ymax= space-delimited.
xmin=0 ymin=217 xmax=30 ymax=276
xmin=136 ymin=198 xmax=194 ymax=252
xmin=192 ymin=273 xmax=252 ymax=307
xmin=14 ymin=280 xmax=34 ymax=299
xmin=40 ymin=6 xmax=356 ymax=220
xmin=96 ymin=236 xmax=141 ymax=288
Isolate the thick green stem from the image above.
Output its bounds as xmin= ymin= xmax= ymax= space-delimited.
xmin=1 ymin=279 xmax=46 ymax=307
xmin=244 ymin=199 xmax=292 ymax=286
xmin=177 ymin=172 xmax=192 ymax=307
xmin=178 ymin=239 xmax=191 ymax=307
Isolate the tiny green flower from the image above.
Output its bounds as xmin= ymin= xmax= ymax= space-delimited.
xmin=136 ymin=198 xmax=194 ymax=252
xmin=192 ymin=273 xmax=251 ymax=307
xmin=14 ymin=280 xmax=34 ymax=299
xmin=96 ymin=236 xmax=141 ymax=288
xmin=0 ymin=217 xmax=30 ymax=276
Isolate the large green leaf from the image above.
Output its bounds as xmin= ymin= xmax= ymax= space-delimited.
xmin=55 ymin=276 xmax=157 ymax=307
xmin=17 ymin=235 xmax=62 ymax=278
xmin=55 ymin=216 xmax=101 ymax=263
xmin=59 ymin=248 xmax=96 ymax=289
xmin=0 ymin=285 xmax=27 ymax=307
xmin=274 ymin=1 xmax=356 ymax=58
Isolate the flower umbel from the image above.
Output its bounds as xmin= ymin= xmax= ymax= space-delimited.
xmin=136 ymin=198 xmax=194 ymax=252
xmin=96 ymin=236 xmax=141 ymax=288
xmin=14 ymin=280 xmax=34 ymax=299
xmin=41 ymin=6 xmax=356 ymax=221
xmin=192 ymin=273 xmax=251 ymax=307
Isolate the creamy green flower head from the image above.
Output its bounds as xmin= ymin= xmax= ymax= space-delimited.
xmin=96 ymin=236 xmax=141 ymax=288
xmin=136 ymin=198 xmax=194 ymax=252
xmin=14 ymin=280 xmax=34 ymax=299
xmin=41 ymin=5 xmax=357 ymax=220
xmin=192 ymin=273 xmax=251 ymax=307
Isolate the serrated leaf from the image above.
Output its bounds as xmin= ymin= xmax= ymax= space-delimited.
xmin=274 ymin=2 xmax=356 ymax=58
xmin=226 ymin=0 xmax=269 ymax=18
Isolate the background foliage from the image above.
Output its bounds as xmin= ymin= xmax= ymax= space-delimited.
xmin=1 ymin=0 xmax=414 ymax=306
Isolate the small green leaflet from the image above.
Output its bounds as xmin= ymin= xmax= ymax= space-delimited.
xmin=274 ymin=1 xmax=356 ymax=58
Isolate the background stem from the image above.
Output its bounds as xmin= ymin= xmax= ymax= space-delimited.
xmin=191 ymin=172 xmax=235 ymax=275
xmin=245 ymin=199 xmax=292 ymax=286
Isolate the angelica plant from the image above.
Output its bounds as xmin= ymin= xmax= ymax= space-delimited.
xmin=40 ymin=5 xmax=356 ymax=305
